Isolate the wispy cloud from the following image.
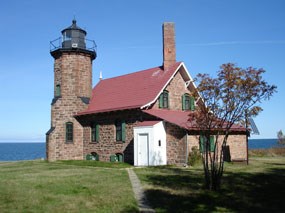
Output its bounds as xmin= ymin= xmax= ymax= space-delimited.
xmin=183 ymin=40 xmax=285 ymax=47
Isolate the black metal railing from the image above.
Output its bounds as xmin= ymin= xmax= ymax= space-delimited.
xmin=50 ymin=37 xmax=97 ymax=53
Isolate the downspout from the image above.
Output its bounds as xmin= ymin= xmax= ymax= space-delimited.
xmin=245 ymin=110 xmax=249 ymax=165
xmin=185 ymin=130 xmax=188 ymax=166
xmin=246 ymin=133 xmax=249 ymax=165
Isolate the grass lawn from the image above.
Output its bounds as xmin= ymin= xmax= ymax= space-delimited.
xmin=135 ymin=156 xmax=285 ymax=213
xmin=0 ymin=161 xmax=138 ymax=213
xmin=1 ymin=157 xmax=285 ymax=213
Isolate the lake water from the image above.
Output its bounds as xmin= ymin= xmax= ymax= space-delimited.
xmin=0 ymin=143 xmax=45 ymax=161
xmin=248 ymin=138 xmax=280 ymax=149
xmin=0 ymin=139 xmax=281 ymax=161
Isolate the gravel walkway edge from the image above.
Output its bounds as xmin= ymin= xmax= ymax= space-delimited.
xmin=127 ymin=168 xmax=155 ymax=213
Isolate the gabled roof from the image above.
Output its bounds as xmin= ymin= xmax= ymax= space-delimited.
xmin=77 ymin=61 xmax=186 ymax=115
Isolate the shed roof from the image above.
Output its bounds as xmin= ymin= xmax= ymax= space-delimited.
xmin=143 ymin=109 xmax=246 ymax=132
xmin=135 ymin=121 xmax=161 ymax=127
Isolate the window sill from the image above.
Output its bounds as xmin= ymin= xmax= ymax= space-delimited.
xmin=65 ymin=141 xmax=73 ymax=144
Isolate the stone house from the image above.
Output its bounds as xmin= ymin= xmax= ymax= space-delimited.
xmin=46 ymin=20 xmax=248 ymax=165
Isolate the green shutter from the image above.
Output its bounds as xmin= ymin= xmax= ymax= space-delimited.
xmin=86 ymin=154 xmax=92 ymax=160
xmin=159 ymin=93 xmax=163 ymax=108
xmin=210 ymin=136 xmax=215 ymax=152
xmin=190 ymin=96 xmax=195 ymax=111
xmin=199 ymin=136 xmax=205 ymax=153
xmin=66 ymin=123 xmax=68 ymax=142
xmin=91 ymin=124 xmax=95 ymax=142
xmin=165 ymin=91 xmax=169 ymax=108
xmin=122 ymin=121 xmax=126 ymax=142
xmin=96 ymin=124 xmax=100 ymax=142
xmin=117 ymin=154 xmax=123 ymax=162
xmin=95 ymin=153 xmax=99 ymax=161
xmin=182 ymin=94 xmax=185 ymax=110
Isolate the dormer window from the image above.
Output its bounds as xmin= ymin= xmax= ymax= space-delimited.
xmin=159 ymin=90 xmax=169 ymax=109
xmin=182 ymin=94 xmax=195 ymax=111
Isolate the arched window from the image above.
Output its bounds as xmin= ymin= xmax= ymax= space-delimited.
xmin=91 ymin=152 xmax=99 ymax=161
xmin=86 ymin=152 xmax=99 ymax=161
xmin=159 ymin=90 xmax=169 ymax=108
xmin=116 ymin=153 xmax=124 ymax=162
xmin=66 ymin=122 xmax=73 ymax=143
xmin=55 ymin=84 xmax=61 ymax=97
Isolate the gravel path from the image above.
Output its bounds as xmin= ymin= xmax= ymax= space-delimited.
xmin=127 ymin=168 xmax=155 ymax=213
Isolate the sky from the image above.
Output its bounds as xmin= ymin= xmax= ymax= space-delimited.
xmin=0 ymin=0 xmax=284 ymax=142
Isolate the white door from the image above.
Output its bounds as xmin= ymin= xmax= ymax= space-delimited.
xmin=138 ymin=133 xmax=149 ymax=166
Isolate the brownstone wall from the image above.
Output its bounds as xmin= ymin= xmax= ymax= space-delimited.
xmin=79 ymin=110 xmax=151 ymax=165
xmin=54 ymin=52 xmax=92 ymax=98
xmin=47 ymin=51 xmax=93 ymax=161
xmin=165 ymin=123 xmax=187 ymax=165
xmin=80 ymin=110 xmax=190 ymax=165
xmin=153 ymin=70 xmax=194 ymax=110
xmin=187 ymin=133 xmax=247 ymax=162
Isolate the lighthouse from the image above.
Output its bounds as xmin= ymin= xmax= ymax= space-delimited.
xmin=46 ymin=20 xmax=96 ymax=161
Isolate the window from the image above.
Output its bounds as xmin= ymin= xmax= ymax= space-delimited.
xmin=91 ymin=152 xmax=99 ymax=161
xmin=55 ymin=84 xmax=61 ymax=97
xmin=116 ymin=153 xmax=124 ymax=162
xmin=66 ymin=122 xmax=73 ymax=143
xmin=115 ymin=120 xmax=126 ymax=142
xmin=159 ymin=90 xmax=169 ymax=108
xmin=86 ymin=152 xmax=99 ymax=161
xmin=91 ymin=123 xmax=99 ymax=142
xmin=182 ymin=94 xmax=195 ymax=111
xmin=199 ymin=135 xmax=215 ymax=152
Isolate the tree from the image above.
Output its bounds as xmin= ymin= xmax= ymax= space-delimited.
xmin=277 ymin=130 xmax=285 ymax=145
xmin=190 ymin=63 xmax=277 ymax=191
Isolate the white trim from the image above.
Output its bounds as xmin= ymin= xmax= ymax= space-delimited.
xmin=141 ymin=63 xmax=183 ymax=109
xmin=181 ymin=63 xmax=203 ymax=104
xmin=140 ymin=62 xmax=203 ymax=109
xmin=185 ymin=80 xmax=193 ymax=88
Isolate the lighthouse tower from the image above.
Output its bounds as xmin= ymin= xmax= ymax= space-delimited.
xmin=46 ymin=20 xmax=96 ymax=161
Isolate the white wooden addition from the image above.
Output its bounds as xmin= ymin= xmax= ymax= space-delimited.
xmin=133 ymin=121 xmax=167 ymax=166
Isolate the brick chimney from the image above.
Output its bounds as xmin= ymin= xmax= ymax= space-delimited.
xmin=163 ymin=22 xmax=176 ymax=70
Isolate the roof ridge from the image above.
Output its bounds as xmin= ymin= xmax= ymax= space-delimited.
xmin=100 ymin=61 xmax=183 ymax=82
xmin=100 ymin=65 xmax=162 ymax=82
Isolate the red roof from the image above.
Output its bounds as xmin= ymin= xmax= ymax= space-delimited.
xmin=143 ymin=109 xmax=246 ymax=132
xmin=143 ymin=109 xmax=195 ymax=130
xmin=77 ymin=62 xmax=182 ymax=115
xmin=135 ymin=121 xmax=161 ymax=127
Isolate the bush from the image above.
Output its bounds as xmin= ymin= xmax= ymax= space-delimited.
xmin=188 ymin=146 xmax=202 ymax=166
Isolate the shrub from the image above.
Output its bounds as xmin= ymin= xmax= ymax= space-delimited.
xmin=188 ymin=146 xmax=202 ymax=166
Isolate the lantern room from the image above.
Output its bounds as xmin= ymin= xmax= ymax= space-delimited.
xmin=62 ymin=19 xmax=86 ymax=49
xmin=50 ymin=19 xmax=97 ymax=60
